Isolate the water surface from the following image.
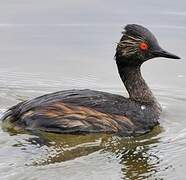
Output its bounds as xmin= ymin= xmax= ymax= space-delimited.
xmin=0 ymin=0 xmax=186 ymax=179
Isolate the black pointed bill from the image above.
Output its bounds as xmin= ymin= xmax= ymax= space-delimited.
xmin=152 ymin=48 xmax=180 ymax=59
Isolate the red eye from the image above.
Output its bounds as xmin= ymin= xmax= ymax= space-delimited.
xmin=139 ymin=42 xmax=148 ymax=50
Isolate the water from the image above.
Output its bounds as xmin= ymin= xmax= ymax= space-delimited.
xmin=0 ymin=0 xmax=186 ymax=179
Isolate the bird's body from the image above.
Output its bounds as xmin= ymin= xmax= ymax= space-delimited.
xmin=2 ymin=89 xmax=161 ymax=136
xmin=1 ymin=24 xmax=180 ymax=136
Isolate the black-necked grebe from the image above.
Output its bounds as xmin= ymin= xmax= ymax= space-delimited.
xmin=1 ymin=24 xmax=180 ymax=136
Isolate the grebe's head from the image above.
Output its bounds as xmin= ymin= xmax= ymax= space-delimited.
xmin=115 ymin=24 xmax=180 ymax=66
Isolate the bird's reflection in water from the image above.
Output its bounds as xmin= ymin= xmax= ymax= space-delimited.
xmin=8 ymin=125 xmax=163 ymax=179
xmin=101 ymin=126 xmax=163 ymax=179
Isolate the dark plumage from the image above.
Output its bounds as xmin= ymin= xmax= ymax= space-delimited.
xmin=1 ymin=24 xmax=180 ymax=136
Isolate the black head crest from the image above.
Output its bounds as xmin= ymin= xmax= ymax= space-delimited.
xmin=124 ymin=24 xmax=156 ymax=41
xmin=115 ymin=24 xmax=158 ymax=63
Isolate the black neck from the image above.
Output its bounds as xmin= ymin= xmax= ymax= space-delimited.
xmin=116 ymin=60 xmax=156 ymax=103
